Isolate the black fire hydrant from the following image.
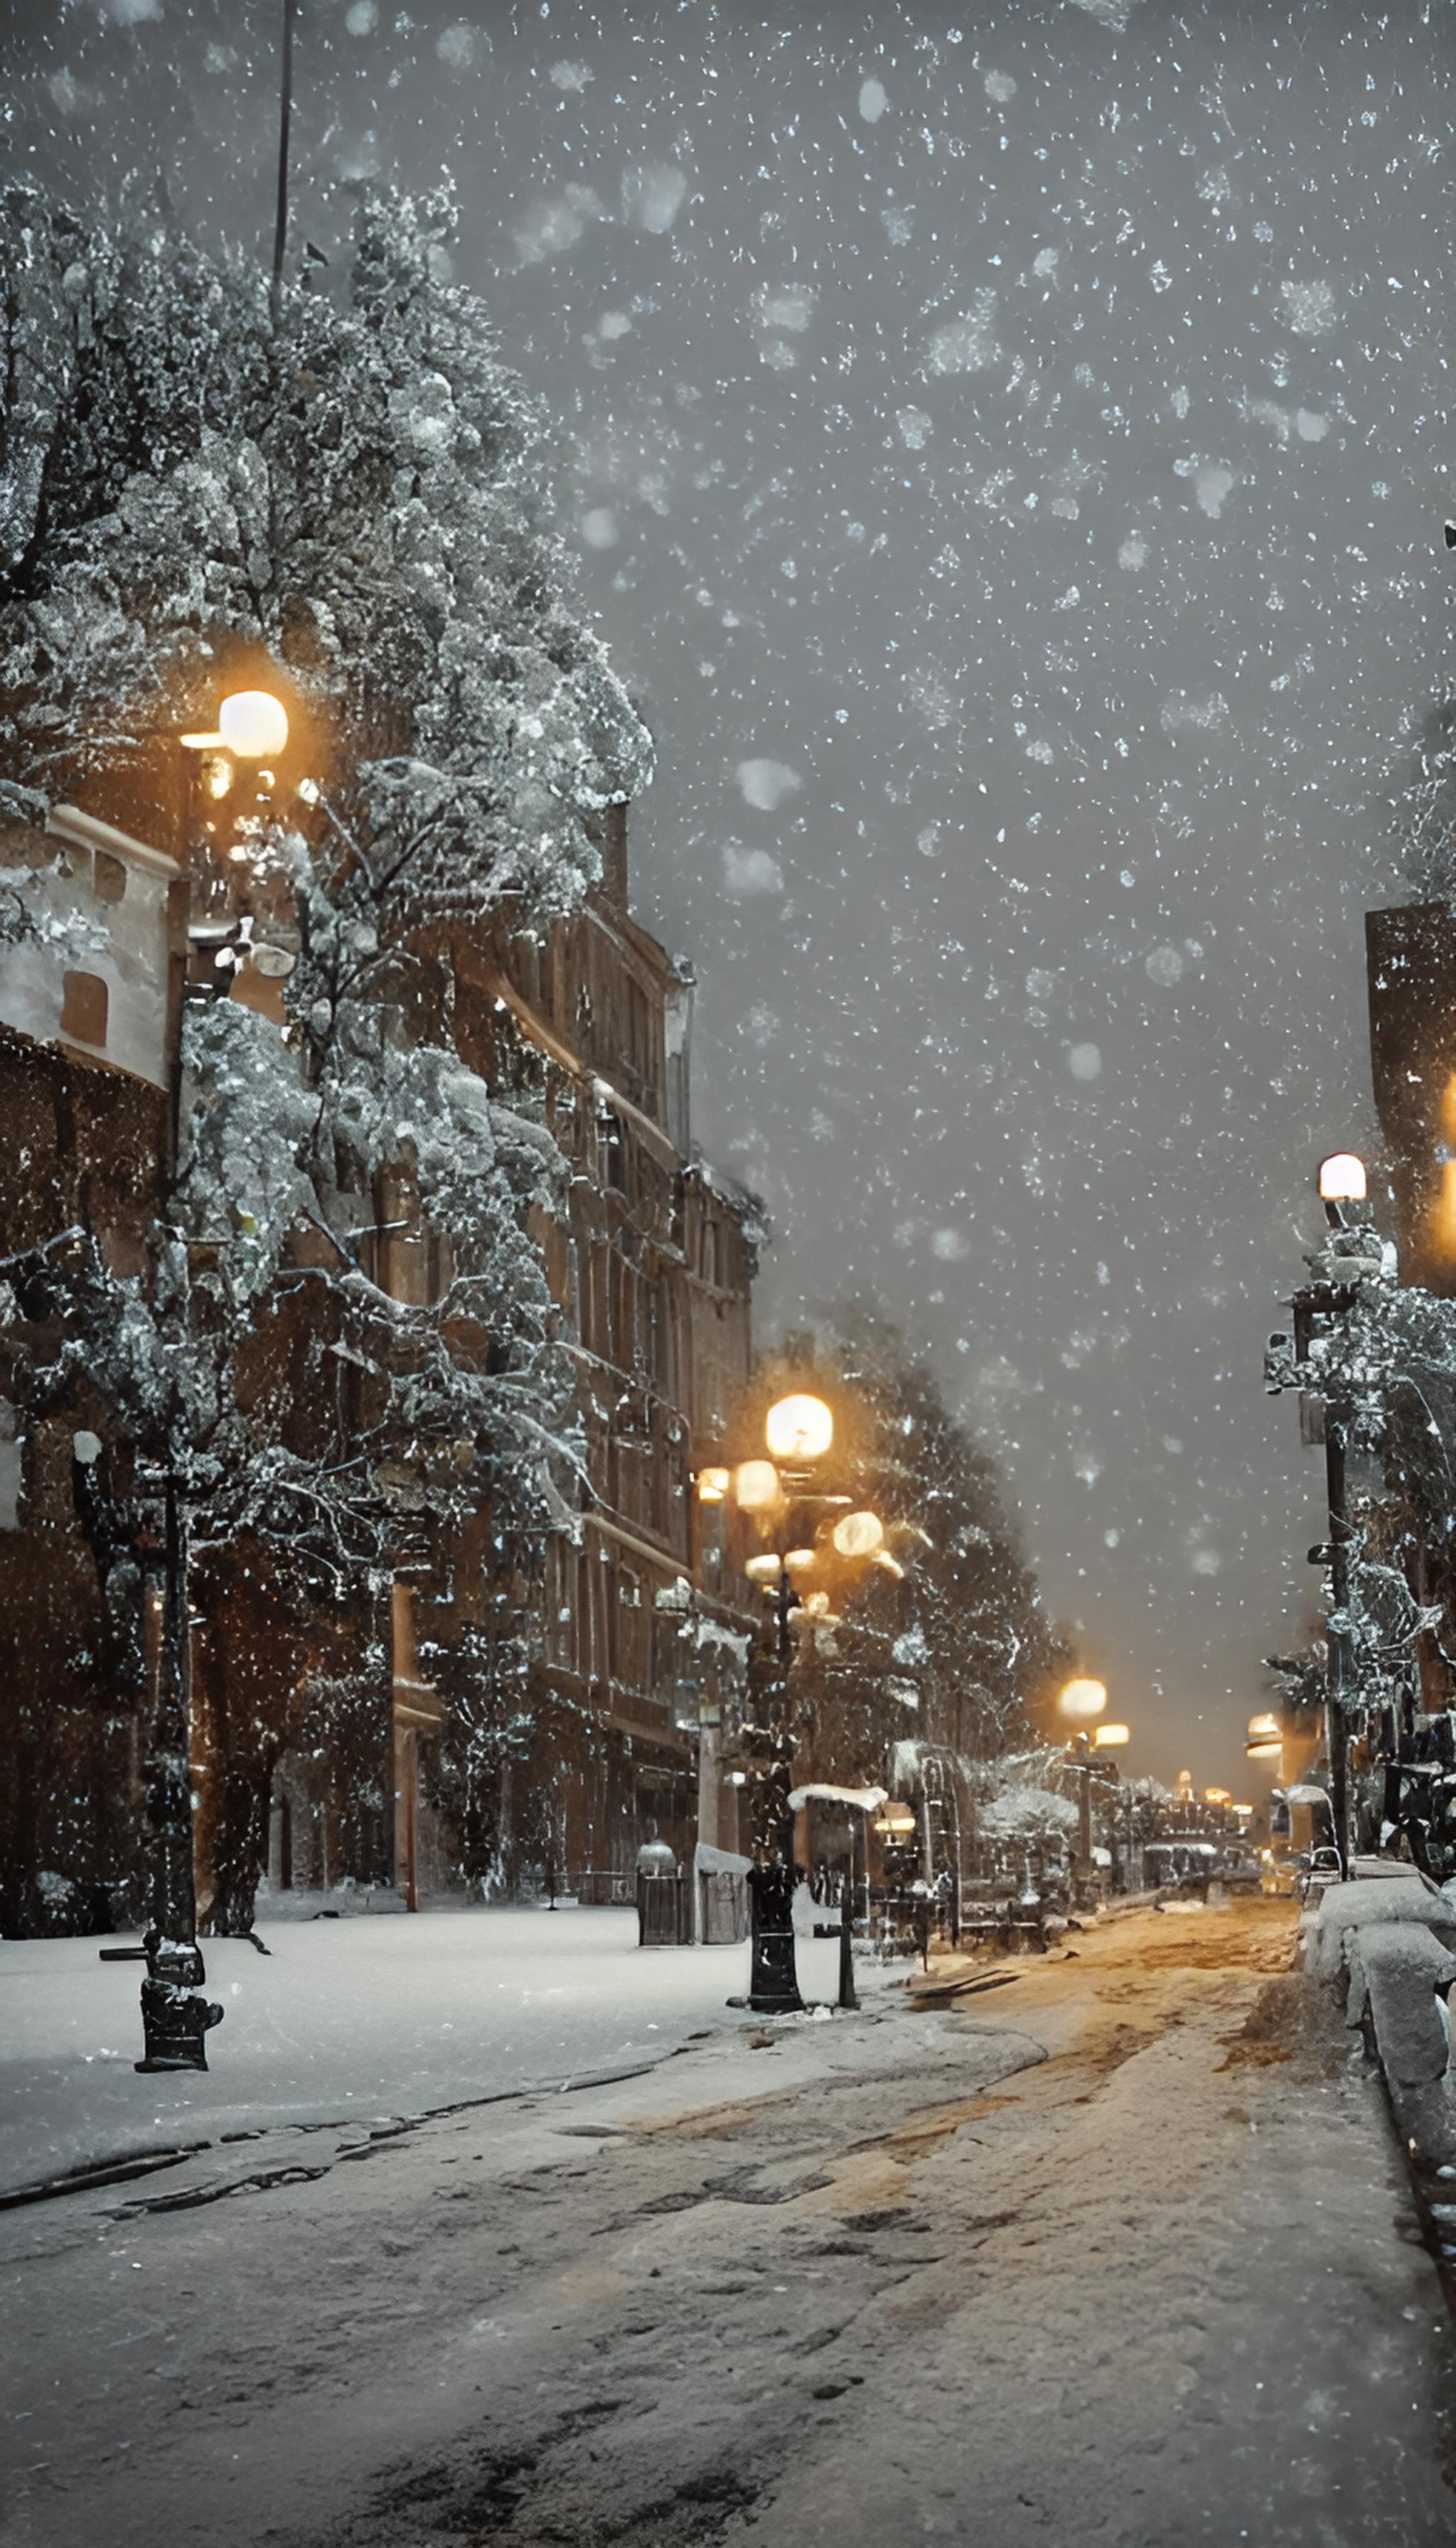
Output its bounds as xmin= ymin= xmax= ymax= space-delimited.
xmin=136 ymin=1929 xmax=225 ymax=2073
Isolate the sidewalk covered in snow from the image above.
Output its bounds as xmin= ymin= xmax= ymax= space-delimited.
xmin=0 ymin=1905 xmax=872 ymax=2197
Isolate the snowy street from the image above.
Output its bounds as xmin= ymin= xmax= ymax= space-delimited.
xmin=4 ymin=1900 xmax=1452 ymax=2548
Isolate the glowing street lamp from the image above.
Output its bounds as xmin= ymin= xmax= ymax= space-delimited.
xmin=1317 ymin=1152 xmax=1367 ymax=1204
xmin=1093 ymin=1722 xmax=1130 ymax=1749
xmin=765 ymin=1393 xmax=833 ymax=1463
xmin=830 ymin=1509 xmax=884 ymax=1559
xmin=179 ymin=687 xmax=291 ymax=761
xmin=1057 ymin=1676 xmax=1108 ymax=1723
xmin=218 ymin=689 xmax=290 ymax=760
xmin=697 ymin=1466 xmax=730 ymax=1504
xmin=734 ymin=1459 xmax=781 ymax=1513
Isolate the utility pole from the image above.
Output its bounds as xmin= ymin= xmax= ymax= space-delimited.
xmin=271 ymin=0 xmax=298 ymax=331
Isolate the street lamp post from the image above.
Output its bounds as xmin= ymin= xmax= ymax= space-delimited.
xmin=127 ymin=685 xmax=292 ymax=2067
xmin=732 ymin=1392 xmax=897 ymax=2013
xmin=1055 ymin=1678 xmax=1117 ymax=1897
xmin=1051 ymin=1690 xmax=1130 ymax=1900
xmin=838 ymin=1815 xmax=860 ymax=2011
xmin=1265 ymin=1152 xmax=1388 ymax=1876
xmin=742 ymin=1540 xmax=807 ymax=2013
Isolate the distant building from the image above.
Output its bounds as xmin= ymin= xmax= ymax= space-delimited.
xmin=1366 ymin=900 xmax=1456 ymax=1294
xmin=378 ymin=806 xmax=764 ymax=1907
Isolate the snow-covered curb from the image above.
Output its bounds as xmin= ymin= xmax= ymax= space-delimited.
xmin=1301 ymin=1878 xmax=1456 ymax=2168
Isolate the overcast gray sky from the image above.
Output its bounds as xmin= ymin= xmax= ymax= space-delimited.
xmin=4 ymin=0 xmax=1450 ymax=1788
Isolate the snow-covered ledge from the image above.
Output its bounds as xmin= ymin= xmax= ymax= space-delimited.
xmin=1303 ymin=1878 xmax=1456 ymax=2169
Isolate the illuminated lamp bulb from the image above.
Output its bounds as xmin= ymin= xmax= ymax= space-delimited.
xmin=1246 ymin=1712 xmax=1280 ymax=1740
xmin=869 ymin=1549 xmax=905 ymax=1579
xmin=1246 ymin=1738 xmax=1282 ymax=1760
xmin=1057 ymin=1676 xmax=1108 ymax=1723
xmin=744 ymin=1552 xmax=783 ymax=1585
xmin=1204 ymin=1787 xmax=1231 ymax=1806
xmin=1092 ymin=1723 xmax=1130 ymax=1749
xmin=801 ymin=1591 xmax=830 ymax=1616
xmin=734 ymin=1460 xmax=781 ymax=1512
xmin=784 ymin=1548 xmax=818 ymax=1573
xmin=697 ymin=1467 xmax=729 ymax=1504
xmin=1317 ymin=1151 xmax=1366 ymax=1204
xmin=764 ymin=1393 xmax=834 ymax=1462
xmin=218 ymin=689 xmax=289 ymax=761
xmin=831 ymin=1510 xmax=884 ymax=1559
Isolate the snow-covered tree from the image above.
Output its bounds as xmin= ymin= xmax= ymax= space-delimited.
xmin=764 ymin=1313 xmax=1067 ymax=1798
xmin=1274 ymin=1225 xmax=1456 ymax=1870
xmin=0 ymin=180 xmax=653 ymax=1929
xmin=1393 ymin=699 xmax=1456 ymax=906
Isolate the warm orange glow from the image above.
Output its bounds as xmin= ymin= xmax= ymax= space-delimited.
xmin=1057 ymin=1676 xmax=1108 ymax=1723
xmin=744 ymin=1552 xmax=783 ymax=1584
xmin=870 ymin=1549 xmax=906 ymax=1579
xmin=697 ymin=1467 xmax=729 ymax=1504
xmin=875 ymin=1799 xmax=917 ymax=1836
xmin=1432 ymin=1159 xmax=1456 ymax=1263
xmin=1093 ymin=1723 xmax=1130 ymax=1749
xmin=1246 ymin=1712 xmax=1280 ymax=1740
xmin=831 ymin=1509 xmax=884 ymax=1558
xmin=1246 ymin=1738 xmax=1282 ymax=1760
xmin=734 ymin=1460 xmax=781 ymax=1513
xmin=784 ymin=1547 xmax=818 ymax=1573
xmin=765 ymin=1393 xmax=834 ymax=1462
xmin=1204 ymin=1787 xmax=1231 ymax=1806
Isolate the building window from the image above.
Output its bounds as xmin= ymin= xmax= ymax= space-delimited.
xmin=697 ymin=1211 xmax=722 ymax=1288
xmin=599 ymin=1108 xmax=627 ymax=1193
xmin=60 ymin=970 xmax=108 ymax=1049
xmin=614 ymin=1565 xmax=648 ymax=1691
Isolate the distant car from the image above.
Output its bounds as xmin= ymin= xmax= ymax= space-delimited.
xmin=1295 ymin=1846 xmax=1343 ymax=1905
xmin=1220 ymin=1860 xmax=1263 ymax=1897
